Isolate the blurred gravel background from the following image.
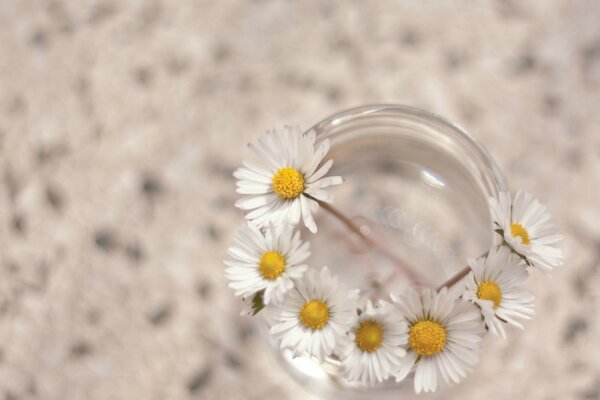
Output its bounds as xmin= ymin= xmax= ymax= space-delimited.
xmin=0 ymin=1 xmax=599 ymax=399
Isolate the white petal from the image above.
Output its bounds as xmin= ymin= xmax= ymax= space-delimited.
xmin=235 ymin=194 xmax=277 ymax=210
xmin=300 ymin=195 xmax=318 ymax=233
xmin=395 ymin=351 xmax=417 ymax=382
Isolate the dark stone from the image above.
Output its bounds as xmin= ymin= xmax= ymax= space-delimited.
xmin=326 ymin=86 xmax=343 ymax=103
xmin=330 ymin=35 xmax=352 ymax=52
xmin=94 ymin=230 xmax=118 ymax=252
xmin=29 ymin=29 xmax=49 ymax=48
xmin=7 ymin=95 xmax=26 ymax=114
xmin=36 ymin=142 xmax=69 ymax=165
xmin=3 ymin=167 xmax=19 ymax=201
xmin=566 ymin=148 xmax=582 ymax=167
xmin=495 ymin=0 xmax=524 ymax=18
xmin=124 ymin=242 xmax=144 ymax=263
xmin=514 ymin=52 xmax=537 ymax=74
xmin=224 ymin=351 xmax=243 ymax=370
xmin=75 ymin=75 xmax=90 ymax=98
xmin=165 ymin=57 xmax=189 ymax=75
xmin=11 ymin=214 xmax=25 ymax=234
xmin=26 ymin=380 xmax=37 ymax=396
xmin=319 ymin=2 xmax=336 ymax=17
xmin=70 ymin=341 xmax=92 ymax=358
xmin=543 ymin=94 xmax=561 ymax=115
xmin=148 ymin=304 xmax=172 ymax=326
xmin=141 ymin=174 xmax=162 ymax=198
xmin=87 ymin=308 xmax=101 ymax=325
xmin=445 ymin=50 xmax=464 ymax=70
xmin=94 ymin=124 xmax=104 ymax=139
xmin=212 ymin=195 xmax=235 ymax=211
xmin=133 ymin=67 xmax=153 ymax=87
xmin=279 ymin=71 xmax=315 ymax=89
xmin=238 ymin=322 xmax=254 ymax=342
xmin=45 ymin=185 xmax=64 ymax=211
xmin=47 ymin=1 xmax=74 ymax=33
xmin=88 ymin=1 xmax=117 ymax=24
xmin=208 ymin=162 xmax=235 ymax=180
xmin=4 ymin=391 xmax=18 ymax=400
xmin=564 ymin=317 xmax=588 ymax=343
xmin=138 ymin=1 xmax=163 ymax=31
xmin=187 ymin=367 xmax=212 ymax=393
xmin=236 ymin=75 xmax=254 ymax=92
xmin=579 ymin=382 xmax=600 ymax=400
xmin=197 ymin=281 xmax=212 ymax=300
xmin=6 ymin=262 xmax=19 ymax=274
xmin=573 ymin=274 xmax=587 ymax=296
xmin=0 ymin=301 xmax=9 ymax=317
xmin=206 ymin=224 xmax=220 ymax=241
xmin=212 ymin=43 xmax=231 ymax=63
xmin=400 ymin=29 xmax=420 ymax=47
xmin=460 ymin=101 xmax=480 ymax=122
xmin=582 ymin=40 xmax=600 ymax=66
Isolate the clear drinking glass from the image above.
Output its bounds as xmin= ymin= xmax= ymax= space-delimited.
xmin=262 ymin=104 xmax=508 ymax=399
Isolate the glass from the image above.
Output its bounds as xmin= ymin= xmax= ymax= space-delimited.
xmin=262 ymin=104 xmax=508 ymax=399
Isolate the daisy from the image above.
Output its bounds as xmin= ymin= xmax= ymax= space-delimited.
xmin=489 ymin=190 xmax=563 ymax=274
xmin=225 ymin=221 xmax=309 ymax=305
xmin=269 ymin=266 xmax=359 ymax=361
xmin=463 ymin=246 xmax=534 ymax=338
xmin=340 ymin=300 xmax=408 ymax=386
xmin=393 ymin=288 xmax=484 ymax=393
xmin=234 ymin=126 xmax=343 ymax=233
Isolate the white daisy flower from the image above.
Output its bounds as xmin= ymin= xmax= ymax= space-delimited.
xmin=463 ymin=246 xmax=534 ymax=338
xmin=340 ymin=300 xmax=408 ymax=386
xmin=225 ymin=221 xmax=309 ymax=305
xmin=489 ymin=190 xmax=563 ymax=274
xmin=269 ymin=266 xmax=359 ymax=361
xmin=234 ymin=126 xmax=343 ymax=233
xmin=393 ymin=288 xmax=484 ymax=393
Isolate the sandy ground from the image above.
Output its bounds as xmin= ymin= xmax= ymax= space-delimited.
xmin=0 ymin=1 xmax=599 ymax=399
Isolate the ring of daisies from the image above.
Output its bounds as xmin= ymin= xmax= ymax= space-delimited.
xmin=225 ymin=127 xmax=564 ymax=393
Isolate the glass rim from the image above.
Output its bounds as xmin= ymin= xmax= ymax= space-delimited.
xmin=307 ymin=103 xmax=509 ymax=196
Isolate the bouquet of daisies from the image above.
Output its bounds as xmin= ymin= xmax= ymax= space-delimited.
xmin=224 ymin=127 xmax=563 ymax=393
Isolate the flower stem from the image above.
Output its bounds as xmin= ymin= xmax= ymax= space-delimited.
xmin=435 ymin=248 xmax=491 ymax=291
xmin=311 ymin=196 xmax=429 ymax=287
xmin=435 ymin=266 xmax=470 ymax=291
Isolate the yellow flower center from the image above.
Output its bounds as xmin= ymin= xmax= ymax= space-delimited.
xmin=477 ymin=280 xmax=502 ymax=309
xmin=258 ymin=251 xmax=286 ymax=280
xmin=272 ymin=167 xmax=305 ymax=200
xmin=355 ymin=320 xmax=384 ymax=353
xmin=510 ymin=223 xmax=531 ymax=245
xmin=299 ymin=300 xmax=330 ymax=330
xmin=408 ymin=320 xmax=447 ymax=357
